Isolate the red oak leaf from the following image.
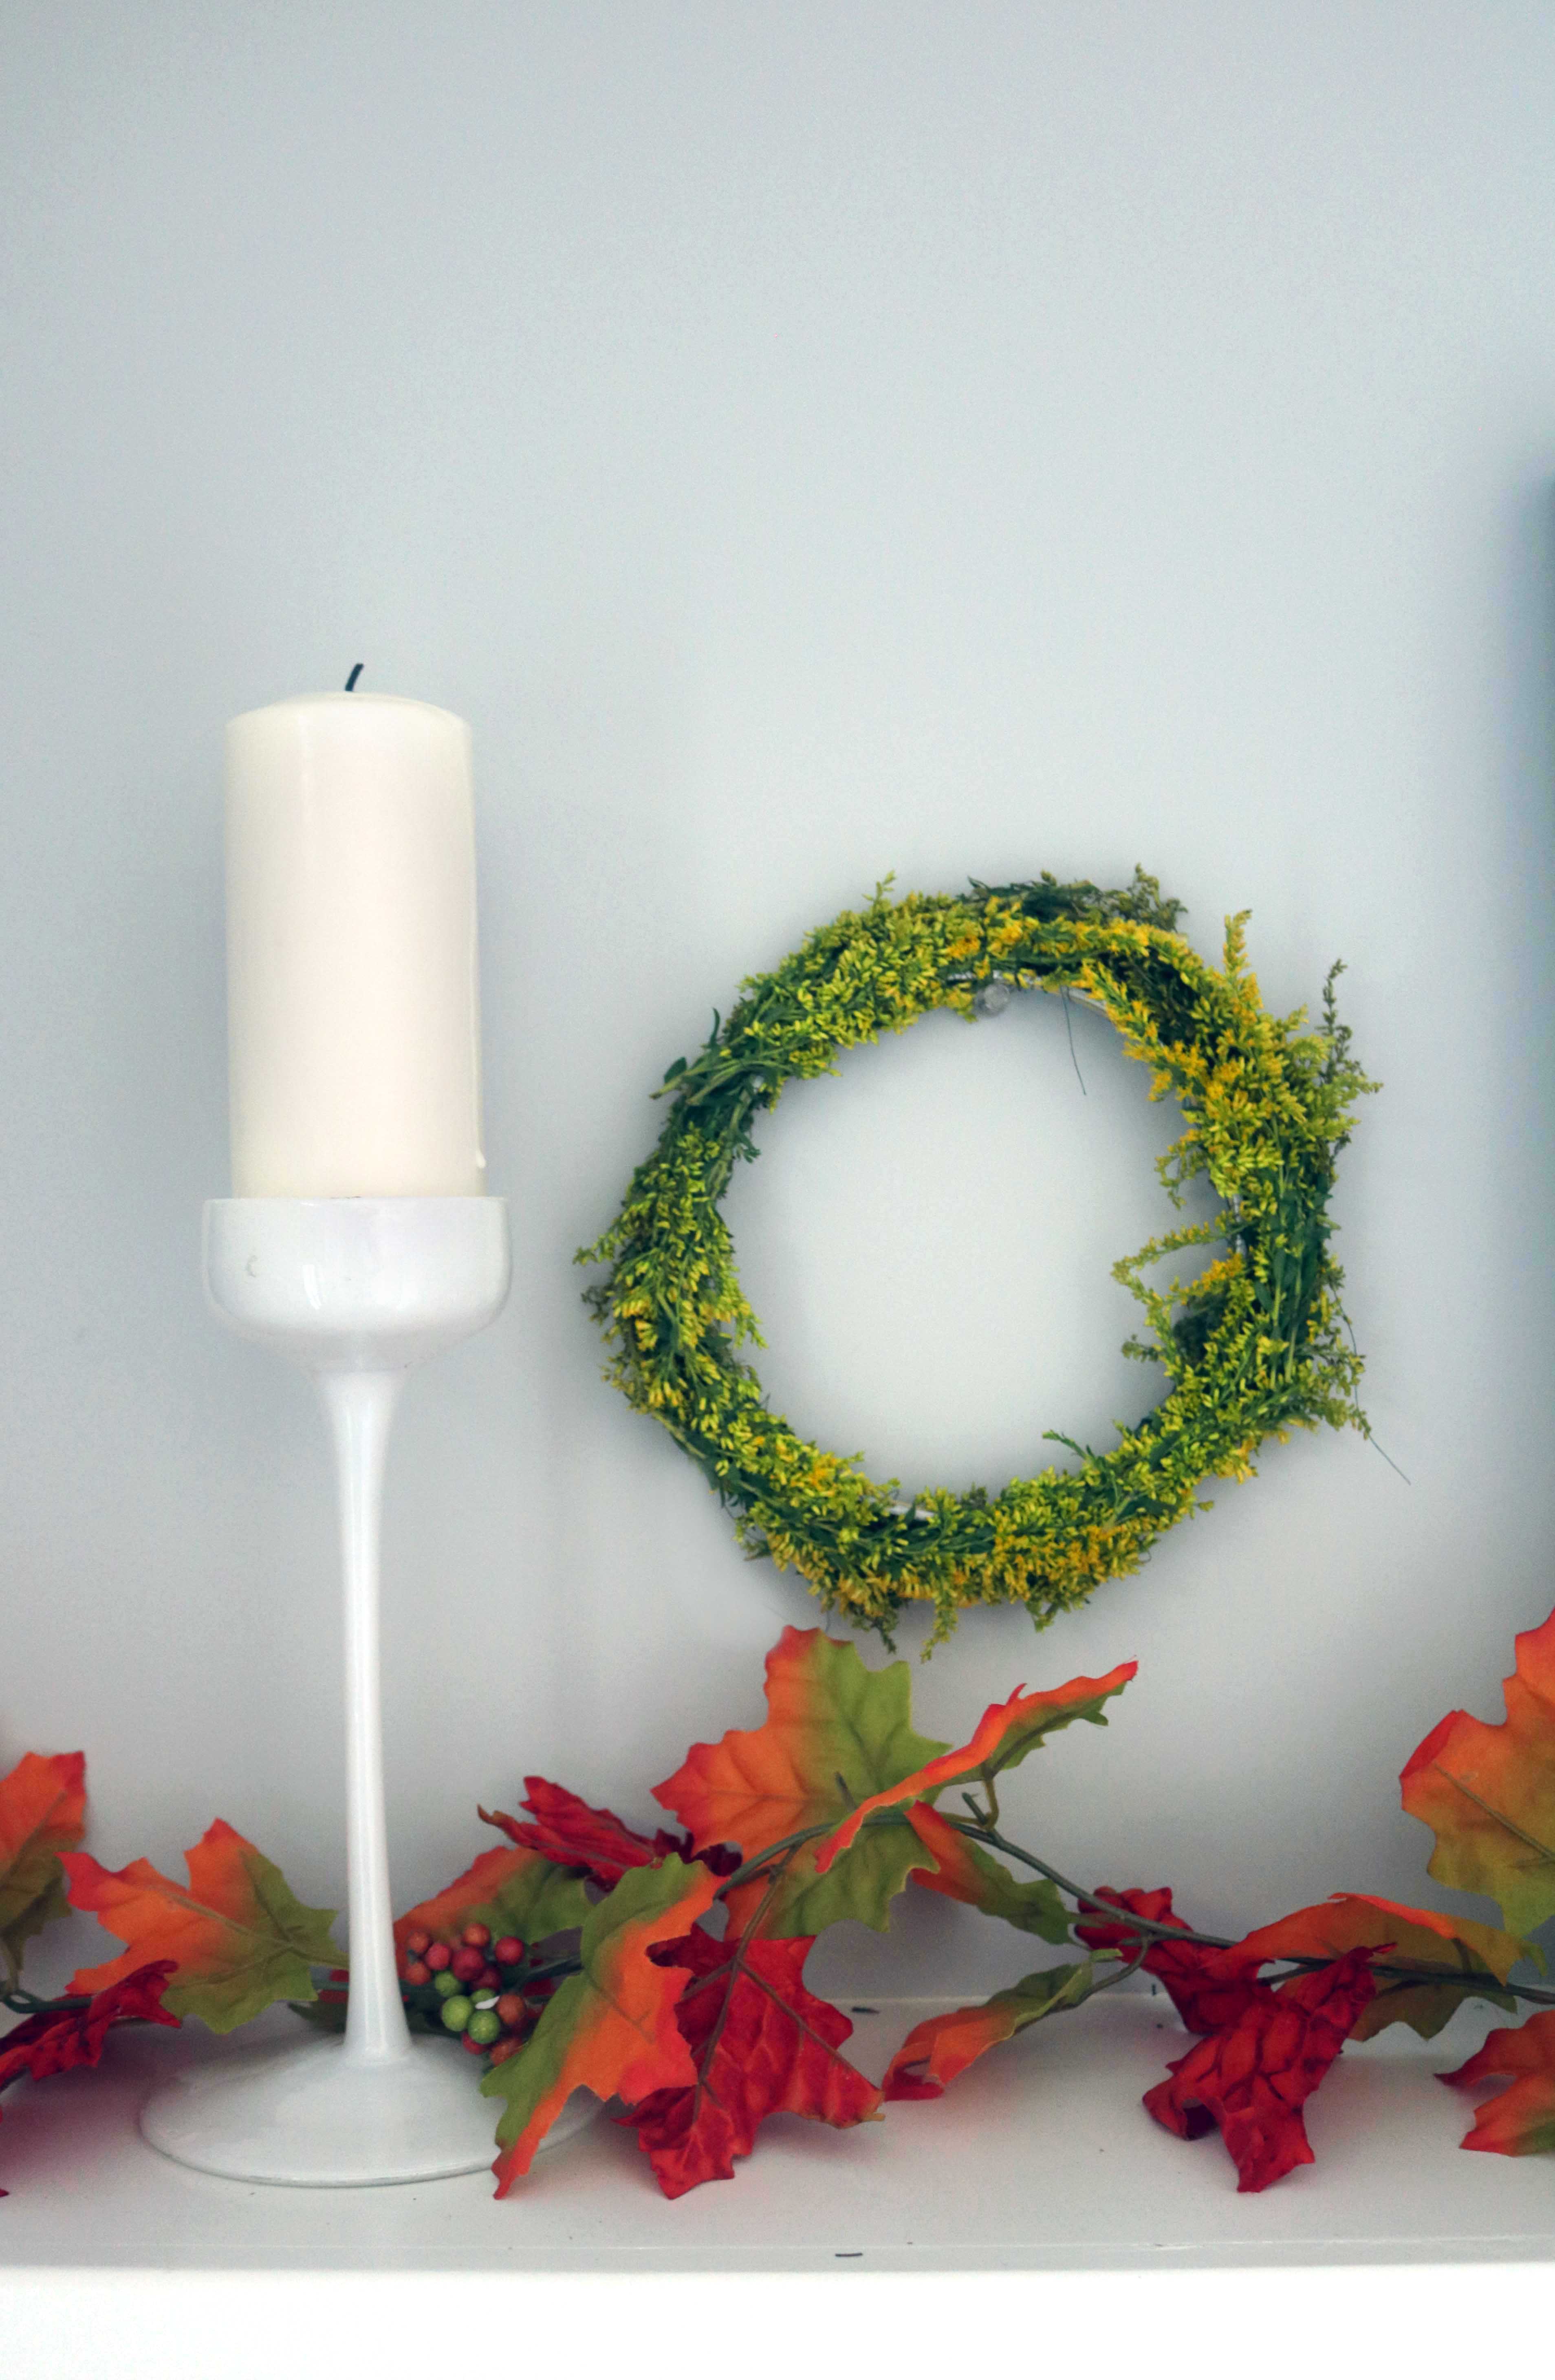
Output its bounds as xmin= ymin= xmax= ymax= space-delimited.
xmin=814 ymin=1663 xmax=1136 ymax=1873
xmin=0 ymin=1962 xmax=178 ymax=2193
xmin=1440 ymin=2008 xmax=1555 ymax=2157
xmin=481 ymin=1779 xmax=700 ymax=1889
xmin=628 ymin=1926 xmax=882 ymax=2197
xmin=1075 ymin=1887 xmax=1260 ymax=2034
xmin=1143 ymin=1947 xmax=1376 ymax=2191
xmin=0 ymin=1961 xmax=178 ymax=2091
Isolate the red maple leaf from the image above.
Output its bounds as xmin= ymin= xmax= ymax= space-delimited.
xmin=0 ymin=1962 xmax=179 ymax=2193
xmin=627 ymin=1923 xmax=882 ymax=2198
xmin=481 ymin=1779 xmax=734 ymax=1890
xmin=1143 ymin=1947 xmax=1376 ymax=2191
xmin=1075 ymin=1886 xmax=1261 ymax=2034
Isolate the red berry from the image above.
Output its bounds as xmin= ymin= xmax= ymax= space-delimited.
xmin=477 ymin=1963 xmax=500 ymax=1991
xmin=425 ymin=1943 xmax=452 ymax=1972
xmin=405 ymin=1928 xmax=431 ymax=1956
xmin=451 ymin=1945 xmax=485 ymax=1983
xmin=460 ymin=2030 xmax=488 ymax=2055
xmin=495 ymin=1992 xmax=526 ymax=2029
xmin=488 ymin=2036 xmax=520 ymax=2065
xmin=405 ymin=1959 xmax=431 ymax=1987
xmin=493 ymin=1937 xmax=524 ymax=1966
xmin=461 ymin=1922 xmax=491 ymax=1949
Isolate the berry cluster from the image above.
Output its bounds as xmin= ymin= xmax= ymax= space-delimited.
xmin=399 ymin=1921 xmax=550 ymax=2065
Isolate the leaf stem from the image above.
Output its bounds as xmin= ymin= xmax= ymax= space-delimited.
xmin=954 ymin=1813 xmax=1217 ymax=1941
xmin=718 ymin=1809 xmax=903 ymax=1896
xmin=518 ymin=1952 xmax=582 ymax=1987
xmin=951 ymin=1817 xmax=1555 ymax=2009
xmin=1089 ymin=1944 xmax=1150 ymax=1996
xmin=3 ymin=1989 xmax=92 ymax=2018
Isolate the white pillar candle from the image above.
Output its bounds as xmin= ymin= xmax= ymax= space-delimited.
xmin=225 ymin=692 xmax=487 ymax=1198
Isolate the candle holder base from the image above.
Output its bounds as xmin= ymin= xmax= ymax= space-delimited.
xmin=139 ymin=2036 xmax=594 ymax=2188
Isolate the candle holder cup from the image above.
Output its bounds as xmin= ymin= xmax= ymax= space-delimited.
xmin=137 ymin=1197 xmax=587 ymax=2186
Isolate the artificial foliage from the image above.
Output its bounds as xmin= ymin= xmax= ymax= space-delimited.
xmin=64 ymin=1820 xmax=342 ymax=2031
xmin=4 ymin=1605 xmax=1555 ymax=2199
xmin=1402 ymin=1602 xmax=1555 ymax=1939
xmin=578 ymin=873 xmax=1375 ymax=1645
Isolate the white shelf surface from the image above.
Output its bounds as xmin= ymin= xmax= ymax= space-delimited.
xmin=3 ymin=1985 xmax=1552 ymax=2370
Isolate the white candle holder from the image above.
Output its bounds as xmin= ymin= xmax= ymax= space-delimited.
xmin=139 ymin=1197 xmax=580 ymax=2187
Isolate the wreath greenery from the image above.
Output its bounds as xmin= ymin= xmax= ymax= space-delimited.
xmin=579 ymin=872 xmax=1375 ymax=1648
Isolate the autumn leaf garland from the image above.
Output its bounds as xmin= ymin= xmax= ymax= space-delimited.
xmin=4 ymin=1608 xmax=1555 ymax=2201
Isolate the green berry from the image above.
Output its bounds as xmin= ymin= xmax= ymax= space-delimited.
xmin=440 ymin=1994 xmax=474 ymax=2033
xmin=433 ymin=1970 xmax=461 ymax=1999
xmin=465 ymin=2008 xmax=502 ymax=2046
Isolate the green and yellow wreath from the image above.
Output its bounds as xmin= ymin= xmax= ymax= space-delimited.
xmin=580 ymin=871 xmax=1374 ymax=1648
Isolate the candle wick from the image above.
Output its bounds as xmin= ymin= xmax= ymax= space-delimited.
xmin=344 ymin=663 xmax=365 ymax=692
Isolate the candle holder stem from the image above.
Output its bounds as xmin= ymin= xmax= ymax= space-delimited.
xmin=319 ymin=1367 xmax=411 ymax=2069
xmin=133 ymin=1197 xmax=598 ymax=2186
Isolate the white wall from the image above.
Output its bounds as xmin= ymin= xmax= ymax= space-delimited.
xmin=2 ymin=0 xmax=1552 ymax=1995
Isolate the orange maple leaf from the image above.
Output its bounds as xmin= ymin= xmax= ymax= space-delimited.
xmin=882 ymin=1961 xmax=1096 ymax=2100
xmin=654 ymin=1626 xmax=948 ymax=1937
xmin=1229 ymin=1891 xmax=1523 ymax=2041
xmin=63 ymin=1820 xmax=342 ymax=2031
xmin=0 ymin=1750 xmax=86 ymax=1978
xmin=482 ymin=1854 xmax=719 ymax=2193
xmin=1401 ymin=1601 xmax=1555 ymax=1939
xmin=1440 ymin=2008 xmax=1555 ymax=2156
xmin=903 ymin=1803 xmax=1071 ymax=1941
xmin=814 ymin=1663 xmax=1136 ymax=1873
xmin=393 ymin=1844 xmax=591 ymax=1964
